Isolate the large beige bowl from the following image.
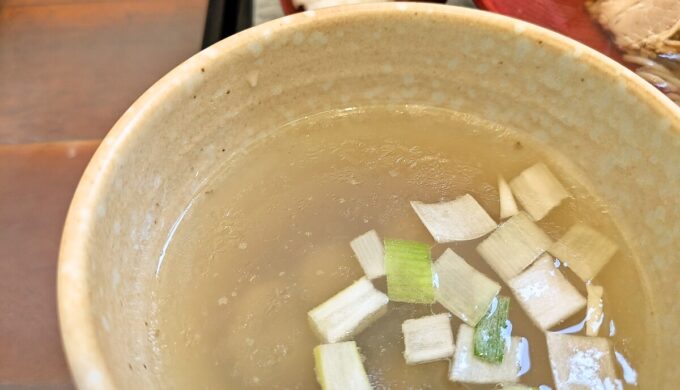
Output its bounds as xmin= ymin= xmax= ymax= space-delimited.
xmin=58 ymin=3 xmax=680 ymax=389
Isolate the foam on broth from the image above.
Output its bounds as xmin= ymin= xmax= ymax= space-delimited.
xmin=151 ymin=106 xmax=649 ymax=389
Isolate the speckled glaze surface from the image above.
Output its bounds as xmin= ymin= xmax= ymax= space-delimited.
xmin=58 ymin=3 xmax=680 ymax=389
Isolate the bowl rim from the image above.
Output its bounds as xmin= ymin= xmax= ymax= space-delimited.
xmin=57 ymin=3 xmax=680 ymax=389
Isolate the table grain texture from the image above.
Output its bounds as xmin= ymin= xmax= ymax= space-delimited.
xmin=1 ymin=0 xmax=206 ymax=387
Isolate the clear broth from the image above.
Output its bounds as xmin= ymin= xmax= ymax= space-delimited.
xmin=151 ymin=106 xmax=648 ymax=389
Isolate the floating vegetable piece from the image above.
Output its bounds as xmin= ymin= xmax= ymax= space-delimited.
xmin=546 ymin=332 xmax=622 ymax=390
xmin=549 ymin=224 xmax=618 ymax=282
xmin=385 ymin=239 xmax=435 ymax=304
xmin=449 ymin=324 xmax=524 ymax=384
xmin=477 ymin=212 xmax=552 ymax=281
xmin=474 ymin=296 xmax=511 ymax=364
xmin=499 ymin=175 xmax=519 ymax=219
xmin=586 ymin=284 xmax=605 ymax=336
xmin=308 ymin=277 xmax=388 ymax=343
xmin=411 ymin=194 xmax=497 ymax=242
xmin=434 ymin=248 xmax=501 ymax=326
xmin=313 ymin=341 xmax=372 ymax=390
xmin=350 ymin=229 xmax=385 ymax=279
xmin=510 ymin=163 xmax=570 ymax=220
xmin=402 ymin=313 xmax=455 ymax=365
xmin=508 ymin=254 xmax=586 ymax=330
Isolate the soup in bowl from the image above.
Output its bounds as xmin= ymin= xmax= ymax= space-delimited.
xmin=58 ymin=3 xmax=680 ymax=389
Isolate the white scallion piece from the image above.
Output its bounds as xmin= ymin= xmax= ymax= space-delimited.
xmin=410 ymin=194 xmax=497 ymax=242
xmin=585 ymin=284 xmax=605 ymax=337
xmin=477 ymin=212 xmax=553 ymax=281
xmin=434 ymin=249 xmax=501 ymax=326
xmin=545 ymin=332 xmax=622 ymax=390
xmin=508 ymin=254 xmax=586 ymax=330
xmin=308 ymin=277 xmax=388 ymax=343
xmin=549 ymin=224 xmax=618 ymax=282
xmin=509 ymin=163 xmax=570 ymax=221
xmin=350 ymin=230 xmax=385 ymax=279
xmin=313 ymin=341 xmax=372 ymax=390
xmin=449 ymin=324 xmax=523 ymax=384
xmin=402 ymin=313 xmax=455 ymax=365
xmin=499 ymin=175 xmax=519 ymax=219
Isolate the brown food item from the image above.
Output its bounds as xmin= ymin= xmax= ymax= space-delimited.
xmin=588 ymin=0 xmax=680 ymax=54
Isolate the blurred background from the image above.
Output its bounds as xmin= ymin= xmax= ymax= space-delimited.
xmin=1 ymin=1 xmax=209 ymax=387
xmin=0 ymin=0 xmax=677 ymax=388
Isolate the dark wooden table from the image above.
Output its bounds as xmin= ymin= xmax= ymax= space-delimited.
xmin=0 ymin=1 xmax=207 ymax=387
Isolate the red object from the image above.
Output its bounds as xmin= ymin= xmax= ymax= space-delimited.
xmin=280 ymin=0 xmax=299 ymax=15
xmin=473 ymin=0 xmax=625 ymax=63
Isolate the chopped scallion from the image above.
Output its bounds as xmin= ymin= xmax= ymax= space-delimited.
xmin=474 ymin=296 xmax=511 ymax=364
xmin=410 ymin=194 xmax=497 ymax=242
xmin=499 ymin=175 xmax=519 ymax=219
xmin=308 ymin=277 xmax=388 ymax=343
xmin=434 ymin=249 xmax=501 ymax=326
xmin=509 ymin=163 xmax=570 ymax=221
xmin=549 ymin=224 xmax=618 ymax=282
xmin=313 ymin=341 xmax=372 ymax=390
xmin=585 ymin=284 xmax=604 ymax=336
xmin=449 ymin=324 xmax=523 ymax=384
xmin=477 ymin=212 xmax=552 ymax=281
xmin=508 ymin=254 xmax=586 ymax=330
xmin=350 ymin=229 xmax=385 ymax=279
xmin=402 ymin=313 xmax=455 ymax=365
xmin=385 ymin=239 xmax=435 ymax=304
xmin=545 ymin=332 xmax=621 ymax=390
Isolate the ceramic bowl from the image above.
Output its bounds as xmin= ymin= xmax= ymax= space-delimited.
xmin=58 ymin=3 xmax=680 ymax=388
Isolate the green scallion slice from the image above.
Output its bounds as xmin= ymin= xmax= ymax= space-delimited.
xmin=474 ymin=295 xmax=511 ymax=363
xmin=384 ymin=239 xmax=435 ymax=304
